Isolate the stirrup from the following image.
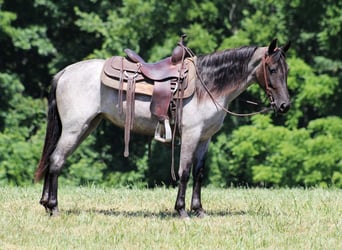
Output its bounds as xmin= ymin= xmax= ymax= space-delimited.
xmin=154 ymin=119 xmax=172 ymax=143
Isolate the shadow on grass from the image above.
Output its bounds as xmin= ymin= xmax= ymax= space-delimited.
xmin=63 ymin=208 xmax=249 ymax=219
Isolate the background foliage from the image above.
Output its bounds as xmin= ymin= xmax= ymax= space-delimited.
xmin=0 ymin=0 xmax=341 ymax=187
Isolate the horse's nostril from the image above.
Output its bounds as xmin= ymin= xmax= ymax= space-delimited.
xmin=279 ymin=103 xmax=290 ymax=113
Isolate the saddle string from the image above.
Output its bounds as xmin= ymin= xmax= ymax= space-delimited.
xmin=118 ymin=57 xmax=124 ymax=113
xmin=123 ymin=71 xmax=138 ymax=157
xmin=171 ymin=42 xmax=188 ymax=181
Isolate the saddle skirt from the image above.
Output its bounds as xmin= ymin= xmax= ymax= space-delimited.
xmin=101 ymin=56 xmax=196 ymax=99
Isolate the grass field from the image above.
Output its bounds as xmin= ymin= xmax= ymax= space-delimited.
xmin=0 ymin=186 xmax=340 ymax=249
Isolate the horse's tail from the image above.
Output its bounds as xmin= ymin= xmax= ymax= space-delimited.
xmin=34 ymin=70 xmax=64 ymax=182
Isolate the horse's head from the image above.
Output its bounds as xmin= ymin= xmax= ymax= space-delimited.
xmin=257 ymin=39 xmax=291 ymax=114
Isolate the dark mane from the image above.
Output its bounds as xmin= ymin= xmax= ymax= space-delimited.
xmin=195 ymin=46 xmax=258 ymax=97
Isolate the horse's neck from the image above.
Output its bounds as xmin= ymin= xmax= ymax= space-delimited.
xmin=223 ymin=47 xmax=266 ymax=102
xmin=246 ymin=47 xmax=266 ymax=85
xmin=195 ymin=47 xmax=266 ymax=107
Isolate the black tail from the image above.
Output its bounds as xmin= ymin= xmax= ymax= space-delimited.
xmin=34 ymin=71 xmax=64 ymax=182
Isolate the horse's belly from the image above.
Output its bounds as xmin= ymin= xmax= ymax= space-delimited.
xmin=132 ymin=117 xmax=157 ymax=135
xmin=102 ymin=95 xmax=158 ymax=136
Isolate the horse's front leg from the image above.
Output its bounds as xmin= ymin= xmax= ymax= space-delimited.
xmin=175 ymin=136 xmax=197 ymax=218
xmin=175 ymin=139 xmax=199 ymax=218
xmin=175 ymin=162 xmax=192 ymax=218
xmin=191 ymin=139 xmax=210 ymax=218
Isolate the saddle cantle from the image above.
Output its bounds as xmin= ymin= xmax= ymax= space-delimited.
xmin=100 ymin=36 xmax=196 ymax=157
xmin=125 ymin=35 xmax=191 ymax=65
xmin=123 ymin=38 xmax=191 ymax=80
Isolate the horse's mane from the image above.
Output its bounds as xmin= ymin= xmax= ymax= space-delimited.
xmin=195 ymin=46 xmax=258 ymax=98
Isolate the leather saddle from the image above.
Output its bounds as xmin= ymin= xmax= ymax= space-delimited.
xmin=124 ymin=38 xmax=190 ymax=80
xmin=100 ymin=36 xmax=196 ymax=156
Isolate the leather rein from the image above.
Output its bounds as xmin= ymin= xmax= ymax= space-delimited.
xmin=187 ymin=47 xmax=275 ymax=117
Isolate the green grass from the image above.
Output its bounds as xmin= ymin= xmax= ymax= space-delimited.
xmin=0 ymin=186 xmax=341 ymax=249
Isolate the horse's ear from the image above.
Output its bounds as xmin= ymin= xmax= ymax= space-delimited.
xmin=281 ymin=41 xmax=291 ymax=53
xmin=268 ymin=39 xmax=278 ymax=55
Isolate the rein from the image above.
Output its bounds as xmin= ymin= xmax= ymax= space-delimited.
xmin=172 ymin=45 xmax=275 ymax=181
xmin=185 ymin=47 xmax=274 ymax=117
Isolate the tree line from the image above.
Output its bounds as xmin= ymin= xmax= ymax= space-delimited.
xmin=0 ymin=0 xmax=341 ymax=187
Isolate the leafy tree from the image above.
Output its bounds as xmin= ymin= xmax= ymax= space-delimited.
xmin=0 ymin=74 xmax=45 ymax=185
xmin=208 ymin=115 xmax=342 ymax=188
xmin=0 ymin=0 xmax=341 ymax=187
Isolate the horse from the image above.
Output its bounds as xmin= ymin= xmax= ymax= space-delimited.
xmin=35 ymin=38 xmax=291 ymax=218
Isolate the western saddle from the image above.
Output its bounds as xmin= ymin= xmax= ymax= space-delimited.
xmin=101 ymin=35 xmax=195 ymax=157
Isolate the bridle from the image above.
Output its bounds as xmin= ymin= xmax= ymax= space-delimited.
xmin=262 ymin=48 xmax=279 ymax=110
xmin=191 ymin=48 xmax=277 ymax=117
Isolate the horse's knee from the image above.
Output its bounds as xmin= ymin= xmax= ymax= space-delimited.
xmin=178 ymin=162 xmax=192 ymax=182
xmin=179 ymin=169 xmax=190 ymax=183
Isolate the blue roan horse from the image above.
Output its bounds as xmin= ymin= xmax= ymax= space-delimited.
xmin=35 ymin=39 xmax=291 ymax=218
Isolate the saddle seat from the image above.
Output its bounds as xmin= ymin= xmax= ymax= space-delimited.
xmin=124 ymin=49 xmax=188 ymax=81
xmin=124 ymin=35 xmax=190 ymax=81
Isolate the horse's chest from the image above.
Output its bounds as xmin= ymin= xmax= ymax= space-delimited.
xmin=183 ymin=104 xmax=225 ymax=140
xmin=201 ymin=113 xmax=225 ymax=138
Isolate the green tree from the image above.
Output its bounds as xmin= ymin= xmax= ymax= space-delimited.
xmin=0 ymin=0 xmax=341 ymax=187
xmin=208 ymin=115 xmax=342 ymax=188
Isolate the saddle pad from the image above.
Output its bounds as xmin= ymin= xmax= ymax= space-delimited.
xmin=101 ymin=56 xmax=196 ymax=99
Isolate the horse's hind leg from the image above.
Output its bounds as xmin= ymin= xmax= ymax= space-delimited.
xmin=190 ymin=139 xmax=210 ymax=218
xmin=39 ymin=136 xmax=72 ymax=215
xmin=40 ymin=173 xmax=51 ymax=211
xmin=41 ymin=115 xmax=102 ymax=215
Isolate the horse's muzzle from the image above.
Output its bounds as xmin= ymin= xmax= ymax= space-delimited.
xmin=277 ymin=102 xmax=291 ymax=114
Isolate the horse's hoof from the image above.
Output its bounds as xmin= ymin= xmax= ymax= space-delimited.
xmin=43 ymin=206 xmax=58 ymax=216
xmin=39 ymin=200 xmax=51 ymax=214
xmin=39 ymin=198 xmax=48 ymax=207
xmin=50 ymin=211 xmax=59 ymax=217
xmin=194 ymin=209 xmax=207 ymax=218
xmin=43 ymin=200 xmax=59 ymax=216
xmin=49 ymin=207 xmax=59 ymax=217
xmin=178 ymin=209 xmax=190 ymax=219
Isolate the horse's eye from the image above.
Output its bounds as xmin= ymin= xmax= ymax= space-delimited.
xmin=269 ymin=68 xmax=277 ymax=74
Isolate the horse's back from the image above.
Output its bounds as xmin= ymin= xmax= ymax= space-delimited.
xmin=55 ymin=58 xmax=157 ymax=135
